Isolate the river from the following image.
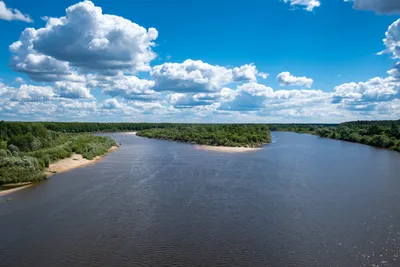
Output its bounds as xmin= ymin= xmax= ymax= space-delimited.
xmin=1 ymin=132 xmax=400 ymax=267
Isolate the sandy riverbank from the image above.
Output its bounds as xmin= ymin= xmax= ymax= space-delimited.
xmin=46 ymin=146 xmax=119 ymax=176
xmin=195 ymin=145 xmax=261 ymax=153
xmin=0 ymin=183 xmax=38 ymax=196
xmin=0 ymin=146 xmax=119 ymax=196
xmin=121 ymin=132 xmax=137 ymax=135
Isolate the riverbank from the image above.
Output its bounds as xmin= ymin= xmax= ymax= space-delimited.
xmin=0 ymin=183 xmax=38 ymax=196
xmin=46 ymin=146 xmax=118 ymax=176
xmin=121 ymin=132 xmax=137 ymax=135
xmin=195 ymin=145 xmax=261 ymax=153
xmin=0 ymin=146 xmax=119 ymax=196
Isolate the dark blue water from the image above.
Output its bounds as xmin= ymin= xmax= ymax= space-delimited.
xmin=1 ymin=132 xmax=400 ymax=267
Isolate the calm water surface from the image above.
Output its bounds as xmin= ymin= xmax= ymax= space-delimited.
xmin=1 ymin=132 xmax=400 ymax=267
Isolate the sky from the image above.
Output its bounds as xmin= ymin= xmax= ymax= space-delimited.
xmin=0 ymin=0 xmax=399 ymax=123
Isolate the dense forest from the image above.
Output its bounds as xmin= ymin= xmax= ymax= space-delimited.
xmin=270 ymin=120 xmax=400 ymax=152
xmin=0 ymin=122 xmax=116 ymax=185
xmin=41 ymin=122 xmax=177 ymax=133
xmin=137 ymin=124 xmax=272 ymax=148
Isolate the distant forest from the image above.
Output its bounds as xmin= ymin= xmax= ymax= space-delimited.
xmin=1 ymin=119 xmax=400 ymax=185
xmin=270 ymin=120 xmax=400 ymax=152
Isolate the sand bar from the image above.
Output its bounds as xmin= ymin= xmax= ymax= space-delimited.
xmin=121 ymin=132 xmax=137 ymax=135
xmin=46 ymin=146 xmax=118 ymax=176
xmin=46 ymin=154 xmax=97 ymax=176
xmin=0 ymin=183 xmax=37 ymax=196
xmin=0 ymin=146 xmax=119 ymax=196
xmin=195 ymin=145 xmax=261 ymax=153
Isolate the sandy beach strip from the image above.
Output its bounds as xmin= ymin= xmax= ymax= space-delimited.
xmin=195 ymin=145 xmax=261 ymax=153
xmin=0 ymin=183 xmax=37 ymax=196
xmin=0 ymin=146 xmax=119 ymax=196
xmin=121 ymin=132 xmax=137 ymax=135
xmin=46 ymin=146 xmax=119 ymax=176
xmin=45 ymin=154 xmax=97 ymax=176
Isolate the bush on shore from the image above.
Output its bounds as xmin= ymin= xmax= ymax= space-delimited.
xmin=0 ymin=122 xmax=117 ymax=185
xmin=0 ymin=156 xmax=46 ymax=185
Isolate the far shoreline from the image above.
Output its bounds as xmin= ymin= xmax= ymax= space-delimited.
xmin=136 ymin=134 xmax=268 ymax=153
xmin=0 ymin=146 xmax=119 ymax=196
xmin=120 ymin=132 xmax=137 ymax=135
xmin=195 ymin=145 xmax=262 ymax=153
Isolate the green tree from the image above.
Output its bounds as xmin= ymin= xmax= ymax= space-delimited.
xmin=8 ymin=144 xmax=19 ymax=153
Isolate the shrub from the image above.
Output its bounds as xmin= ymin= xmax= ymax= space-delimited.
xmin=0 ymin=141 xmax=7 ymax=150
xmin=8 ymin=144 xmax=19 ymax=153
xmin=0 ymin=156 xmax=47 ymax=185
xmin=0 ymin=123 xmax=118 ymax=185
xmin=393 ymin=141 xmax=400 ymax=152
xmin=0 ymin=149 xmax=7 ymax=158
xmin=72 ymin=135 xmax=116 ymax=159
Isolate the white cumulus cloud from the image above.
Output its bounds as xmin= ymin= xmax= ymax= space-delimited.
xmin=54 ymin=81 xmax=93 ymax=99
xmin=167 ymin=88 xmax=235 ymax=108
xmin=101 ymin=98 xmax=122 ymax=110
xmin=232 ymin=64 xmax=259 ymax=82
xmin=0 ymin=1 xmax=32 ymax=22
xmin=9 ymin=1 xmax=158 ymax=81
xmin=218 ymin=82 xmax=332 ymax=116
xmin=151 ymin=60 xmax=264 ymax=93
xmin=0 ymin=83 xmax=55 ymax=102
xmin=388 ymin=62 xmax=400 ymax=79
xmin=100 ymin=75 xmax=157 ymax=101
xmin=332 ymin=77 xmax=400 ymax=111
xmin=15 ymin=77 xmax=24 ymax=83
xmin=348 ymin=0 xmax=400 ymax=14
xmin=277 ymin=72 xmax=314 ymax=88
xmin=219 ymin=83 xmax=274 ymax=111
xmin=283 ymin=0 xmax=321 ymax=11
xmin=379 ymin=19 xmax=400 ymax=59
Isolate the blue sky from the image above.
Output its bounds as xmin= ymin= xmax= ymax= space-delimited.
xmin=0 ymin=0 xmax=400 ymax=122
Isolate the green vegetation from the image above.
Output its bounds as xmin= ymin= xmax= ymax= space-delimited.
xmin=1 ymin=119 xmax=399 ymax=186
xmin=41 ymin=122 xmax=177 ymax=133
xmin=270 ymin=120 xmax=400 ymax=152
xmin=0 ymin=122 xmax=117 ymax=185
xmin=269 ymin=123 xmax=337 ymax=134
xmin=3 ymin=122 xmax=272 ymax=148
xmin=137 ymin=124 xmax=271 ymax=147
xmin=71 ymin=134 xmax=117 ymax=160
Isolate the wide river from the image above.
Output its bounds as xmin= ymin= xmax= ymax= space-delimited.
xmin=1 ymin=132 xmax=400 ymax=267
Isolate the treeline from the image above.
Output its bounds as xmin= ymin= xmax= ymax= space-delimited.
xmin=0 ymin=122 xmax=116 ymax=185
xmin=0 ymin=121 xmax=181 ymax=134
xmin=270 ymin=120 xmax=400 ymax=152
xmin=315 ymin=121 xmax=400 ymax=151
xmin=42 ymin=122 xmax=178 ymax=133
xmin=137 ymin=124 xmax=271 ymax=148
xmin=269 ymin=124 xmax=338 ymax=134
